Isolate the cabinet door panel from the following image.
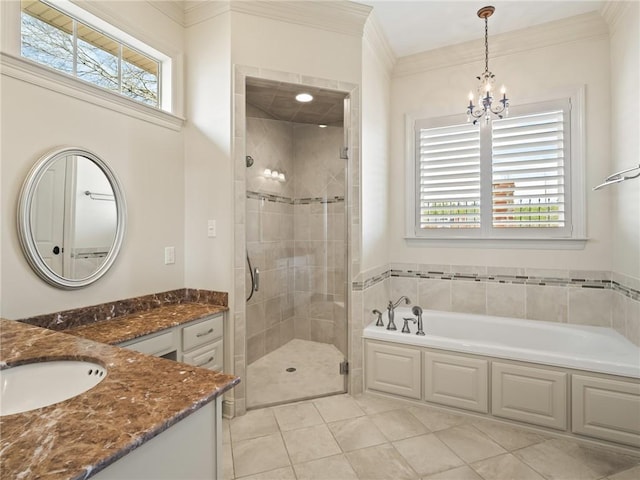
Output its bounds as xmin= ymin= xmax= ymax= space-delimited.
xmin=572 ymin=375 xmax=640 ymax=447
xmin=365 ymin=341 xmax=421 ymax=399
xmin=492 ymin=362 xmax=567 ymax=430
xmin=425 ymin=352 xmax=488 ymax=413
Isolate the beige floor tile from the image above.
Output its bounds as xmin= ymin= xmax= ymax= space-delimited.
xmin=471 ymin=453 xmax=545 ymax=480
xmin=273 ymin=401 xmax=324 ymax=431
xmin=346 ymin=444 xmax=418 ymax=480
xmin=371 ymin=408 xmax=429 ymax=441
xmin=393 ymin=433 xmax=465 ymax=476
xmin=609 ymin=464 xmax=640 ymax=480
xmin=312 ymin=394 xmax=365 ymax=423
xmin=222 ymin=442 xmax=234 ymax=480
xmin=230 ymin=408 xmax=279 ymax=443
xmin=422 ymin=466 xmax=483 ymax=480
xmin=328 ymin=416 xmax=387 ymax=451
xmin=471 ymin=419 xmax=547 ymax=451
xmin=515 ymin=438 xmax=640 ymax=480
xmin=435 ymin=424 xmax=506 ymax=464
xmin=408 ymin=405 xmax=468 ymax=432
xmin=293 ymin=454 xmax=359 ymax=480
xmin=282 ymin=424 xmax=342 ymax=464
xmin=222 ymin=418 xmax=232 ymax=444
xmin=514 ymin=440 xmax=603 ymax=480
xmin=353 ymin=393 xmax=409 ymax=415
xmin=236 ymin=466 xmax=297 ymax=480
xmin=233 ymin=432 xmax=290 ymax=478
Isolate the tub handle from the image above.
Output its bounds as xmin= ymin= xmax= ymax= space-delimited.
xmin=402 ymin=317 xmax=416 ymax=334
xmin=372 ymin=309 xmax=383 ymax=327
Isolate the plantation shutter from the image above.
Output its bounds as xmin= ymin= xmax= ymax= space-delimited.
xmin=491 ymin=107 xmax=568 ymax=229
xmin=416 ymin=122 xmax=481 ymax=230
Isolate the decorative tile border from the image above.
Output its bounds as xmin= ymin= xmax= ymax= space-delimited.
xmin=246 ymin=190 xmax=344 ymax=205
xmin=353 ymin=266 xmax=640 ymax=301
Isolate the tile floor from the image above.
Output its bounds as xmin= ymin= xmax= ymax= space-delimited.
xmin=223 ymin=393 xmax=640 ymax=480
xmin=247 ymin=339 xmax=345 ymax=408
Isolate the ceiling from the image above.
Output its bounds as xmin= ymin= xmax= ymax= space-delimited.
xmin=356 ymin=1 xmax=605 ymax=58
xmin=246 ymin=1 xmax=606 ymax=124
xmin=246 ymin=78 xmax=346 ymax=125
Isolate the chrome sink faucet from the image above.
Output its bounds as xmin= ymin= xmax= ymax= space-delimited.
xmin=387 ymin=296 xmax=410 ymax=330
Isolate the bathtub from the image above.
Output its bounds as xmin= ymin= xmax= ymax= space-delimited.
xmin=363 ymin=308 xmax=640 ymax=379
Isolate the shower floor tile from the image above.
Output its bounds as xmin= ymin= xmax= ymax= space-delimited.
xmin=247 ymin=339 xmax=344 ymax=408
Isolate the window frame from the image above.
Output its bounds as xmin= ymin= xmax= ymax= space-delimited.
xmin=405 ymin=87 xmax=586 ymax=248
xmin=1 ymin=0 xmax=179 ymax=119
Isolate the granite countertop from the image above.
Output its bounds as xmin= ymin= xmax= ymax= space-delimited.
xmin=66 ymin=302 xmax=228 ymax=345
xmin=0 ymin=318 xmax=239 ymax=480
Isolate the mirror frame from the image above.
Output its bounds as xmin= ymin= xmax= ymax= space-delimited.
xmin=17 ymin=147 xmax=127 ymax=289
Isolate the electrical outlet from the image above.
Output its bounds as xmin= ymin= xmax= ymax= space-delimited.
xmin=207 ymin=219 xmax=216 ymax=238
xmin=164 ymin=246 xmax=175 ymax=265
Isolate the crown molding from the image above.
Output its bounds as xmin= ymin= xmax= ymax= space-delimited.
xmin=147 ymin=1 xmax=185 ymax=25
xmin=394 ymin=11 xmax=609 ymax=78
xmin=363 ymin=13 xmax=396 ymax=74
xmin=184 ymin=1 xmax=231 ymax=27
xmin=182 ymin=1 xmax=371 ymax=35
xmin=230 ymin=1 xmax=371 ymax=37
xmin=600 ymin=0 xmax=633 ymax=32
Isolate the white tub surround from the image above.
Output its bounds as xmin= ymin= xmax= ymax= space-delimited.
xmin=363 ymin=308 xmax=640 ymax=450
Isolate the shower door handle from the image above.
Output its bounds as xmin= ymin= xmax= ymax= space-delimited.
xmin=254 ymin=267 xmax=260 ymax=292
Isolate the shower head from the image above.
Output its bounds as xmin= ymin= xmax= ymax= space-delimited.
xmin=246 ymin=155 xmax=254 ymax=167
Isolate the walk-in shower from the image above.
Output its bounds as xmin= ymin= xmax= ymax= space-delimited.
xmin=244 ymin=78 xmax=349 ymax=408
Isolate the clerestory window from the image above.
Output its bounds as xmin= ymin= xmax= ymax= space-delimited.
xmin=20 ymin=0 xmax=163 ymax=108
xmin=407 ymin=92 xmax=586 ymax=245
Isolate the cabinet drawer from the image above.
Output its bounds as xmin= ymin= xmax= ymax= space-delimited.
xmin=572 ymin=375 xmax=640 ymax=447
xmin=182 ymin=315 xmax=223 ymax=351
xmin=425 ymin=352 xmax=488 ymax=413
xmin=121 ymin=330 xmax=177 ymax=357
xmin=492 ymin=362 xmax=567 ymax=430
xmin=182 ymin=340 xmax=223 ymax=371
xmin=365 ymin=341 xmax=421 ymax=399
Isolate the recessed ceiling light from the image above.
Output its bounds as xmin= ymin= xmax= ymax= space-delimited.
xmin=318 ymin=124 xmax=328 ymax=128
xmin=295 ymin=93 xmax=313 ymax=103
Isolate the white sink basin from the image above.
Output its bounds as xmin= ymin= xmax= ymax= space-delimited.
xmin=0 ymin=360 xmax=107 ymax=416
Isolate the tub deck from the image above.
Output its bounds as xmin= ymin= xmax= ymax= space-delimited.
xmin=363 ymin=308 xmax=640 ymax=378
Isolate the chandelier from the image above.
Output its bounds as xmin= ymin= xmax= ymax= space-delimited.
xmin=466 ymin=5 xmax=509 ymax=125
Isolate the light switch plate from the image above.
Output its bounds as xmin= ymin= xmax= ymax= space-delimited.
xmin=164 ymin=246 xmax=175 ymax=265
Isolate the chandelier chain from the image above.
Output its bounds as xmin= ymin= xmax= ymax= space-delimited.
xmin=484 ymin=16 xmax=489 ymax=73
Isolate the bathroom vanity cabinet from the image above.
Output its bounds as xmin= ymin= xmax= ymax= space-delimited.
xmin=91 ymin=398 xmax=220 ymax=480
xmin=118 ymin=313 xmax=224 ymax=371
xmin=364 ymin=339 xmax=640 ymax=449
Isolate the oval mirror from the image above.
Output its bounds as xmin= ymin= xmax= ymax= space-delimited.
xmin=17 ymin=147 xmax=126 ymax=289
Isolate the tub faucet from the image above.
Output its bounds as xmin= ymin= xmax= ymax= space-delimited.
xmin=387 ymin=296 xmax=410 ymax=330
xmin=412 ymin=305 xmax=425 ymax=336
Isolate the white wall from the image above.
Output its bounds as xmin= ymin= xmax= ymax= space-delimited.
xmin=609 ymin=2 xmax=640 ymax=279
xmin=388 ymin=14 xmax=612 ymax=271
xmin=360 ymin=19 xmax=392 ymax=273
xmin=183 ymin=12 xmax=232 ymax=293
xmin=0 ymin=1 xmax=185 ymax=319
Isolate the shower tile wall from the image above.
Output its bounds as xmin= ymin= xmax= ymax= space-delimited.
xmin=292 ymin=125 xmax=347 ymax=356
xmin=246 ymin=116 xmax=347 ymax=364
xmin=246 ymin=116 xmax=295 ymax=364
